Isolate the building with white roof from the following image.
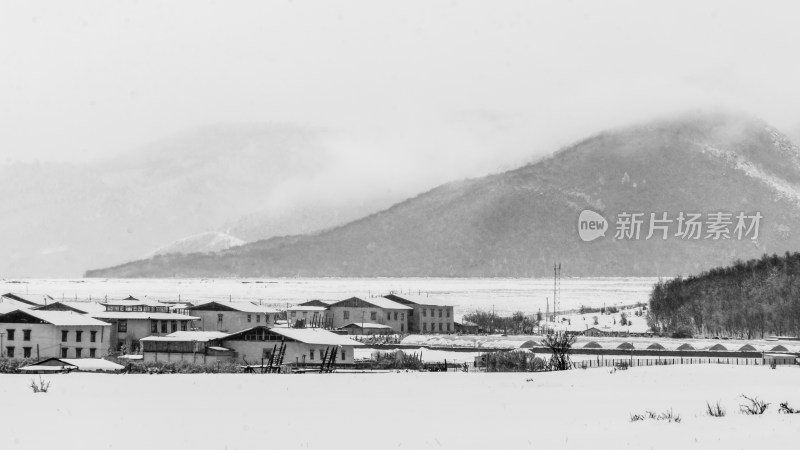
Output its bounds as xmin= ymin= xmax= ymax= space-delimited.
xmin=384 ymin=294 xmax=455 ymax=334
xmin=0 ymin=309 xmax=110 ymax=359
xmin=327 ymin=297 xmax=412 ymax=333
xmin=89 ymin=296 xmax=199 ymax=354
xmin=186 ymin=300 xmax=278 ymax=333
xmin=33 ymin=301 xmax=106 ymax=314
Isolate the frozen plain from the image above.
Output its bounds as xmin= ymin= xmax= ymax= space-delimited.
xmin=1 ymin=365 xmax=798 ymax=450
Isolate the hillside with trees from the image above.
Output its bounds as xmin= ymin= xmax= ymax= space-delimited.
xmin=648 ymin=252 xmax=800 ymax=338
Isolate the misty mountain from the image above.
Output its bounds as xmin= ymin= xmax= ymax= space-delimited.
xmin=86 ymin=112 xmax=800 ymax=278
xmin=0 ymin=124 xmax=402 ymax=277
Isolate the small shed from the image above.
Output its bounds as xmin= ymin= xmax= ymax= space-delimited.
xmin=339 ymin=323 xmax=394 ymax=335
xmin=19 ymin=358 xmax=124 ymax=373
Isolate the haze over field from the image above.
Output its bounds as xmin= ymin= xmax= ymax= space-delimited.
xmin=3 ymin=1 xmax=800 ymax=277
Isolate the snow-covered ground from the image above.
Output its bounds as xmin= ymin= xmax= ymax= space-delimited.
xmin=2 ymin=365 xmax=798 ymax=449
xmin=0 ymin=277 xmax=658 ymax=317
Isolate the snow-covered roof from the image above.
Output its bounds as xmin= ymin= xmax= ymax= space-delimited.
xmin=43 ymin=301 xmax=106 ymax=314
xmin=19 ymin=358 xmax=124 ymax=372
xmin=188 ymin=300 xmax=279 ymax=313
xmin=267 ymin=327 xmax=363 ymax=346
xmin=331 ymin=297 xmax=412 ymax=310
xmin=1 ymin=293 xmax=42 ymax=306
xmin=90 ymin=312 xmax=199 ymax=321
xmin=288 ymin=306 xmax=329 ymax=312
xmin=0 ymin=309 xmax=111 ymax=326
xmin=208 ymin=346 xmax=232 ymax=351
xmin=340 ymin=322 xmax=393 ymax=329
xmin=101 ymin=297 xmax=167 ymax=307
xmin=384 ymin=294 xmax=453 ymax=307
xmin=141 ymin=331 xmax=229 ymax=342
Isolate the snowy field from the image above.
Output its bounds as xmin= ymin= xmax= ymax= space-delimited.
xmin=2 ymin=365 xmax=799 ymax=449
xmin=0 ymin=277 xmax=658 ymax=317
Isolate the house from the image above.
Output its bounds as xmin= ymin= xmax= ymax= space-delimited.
xmin=90 ymin=297 xmax=199 ymax=354
xmin=583 ymin=327 xmax=609 ymax=337
xmin=223 ymin=326 xmax=361 ymax=366
xmin=186 ymin=301 xmax=278 ymax=332
xmin=0 ymin=309 xmax=110 ymax=359
xmin=141 ymin=331 xmax=233 ymax=365
xmin=383 ymin=294 xmax=454 ymax=334
xmin=327 ymin=297 xmax=412 ymax=333
xmin=140 ymin=326 xmax=362 ymax=367
xmin=19 ymin=357 xmax=124 ymax=373
xmin=338 ymin=323 xmax=394 ymax=335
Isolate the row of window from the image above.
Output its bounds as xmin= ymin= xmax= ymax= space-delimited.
xmin=60 ymin=330 xmax=98 ymax=343
xmin=5 ymin=329 xmax=32 ymax=341
xmin=245 ymin=314 xmax=268 ymax=323
xmin=105 ymin=305 xmax=169 ymax=313
xmin=421 ymin=308 xmax=451 ymax=318
xmin=342 ymin=311 xmax=405 ymax=321
xmin=422 ymin=323 xmax=451 ymax=332
xmin=4 ymin=346 xmax=97 ymax=358
xmin=308 ymin=348 xmax=345 ymax=361
xmin=148 ymin=320 xmax=188 ymax=334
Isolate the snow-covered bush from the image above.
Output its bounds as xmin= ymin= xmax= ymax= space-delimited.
xmin=740 ymin=395 xmax=769 ymax=415
xmin=706 ymin=401 xmax=726 ymax=417
xmin=30 ymin=376 xmax=50 ymax=393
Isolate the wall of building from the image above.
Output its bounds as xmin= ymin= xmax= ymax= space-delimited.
xmin=143 ymin=351 xmax=235 ymax=365
xmin=412 ymin=305 xmax=455 ymax=334
xmin=0 ymin=323 xmax=108 ymax=359
xmin=191 ymin=310 xmax=274 ymax=333
xmin=328 ymin=306 xmax=408 ymax=333
xmin=105 ymin=318 xmax=195 ymax=354
xmin=224 ymin=340 xmax=355 ymax=366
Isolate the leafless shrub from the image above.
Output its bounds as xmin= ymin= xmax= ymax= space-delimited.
xmin=740 ymin=395 xmax=769 ymax=415
xmin=630 ymin=409 xmax=681 ymax=423
xmin=706 ymin=401 xmax=726 ymax=417
xmin=630 ymin=413 xmax=645 ymax=422
xmin=30 ymin=376 xmax=50 ymax=393
xmin=779 ymin=402 xmax=798 ymax=414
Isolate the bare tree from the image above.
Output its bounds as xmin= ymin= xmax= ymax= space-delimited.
xmin=542 ymin=331 xmax=576 ymax=371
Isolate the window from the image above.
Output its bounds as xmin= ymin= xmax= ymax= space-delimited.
xmin=401 ymin=313 xmax=405 ymax=321
xmin=89 ymin=348 xmax=96 ymax=358
xmin=256 ymin=314 xmax=261 ymax=323
xmin=171 ymin=321 xmax=178 ymax=333
xmin=430 ymin=309 xmax=434 ymax=317
xmin=217 ymin=314 xmax=223 ymax=328
xmin=6 ymin=346 xmax=14 ymax=357
xmin=75 ymin=348 xmax=82 ymax=358
xmin=23 ymin=330 xmax=30 ymax=341
xmin=401 ymin=324 xmax=404 ymax=332
xmin=61 ymin=347 xmax=68 ymax=358
xmin=181 ymin=321 xmax=187 ymax=331
xmin=394 ymin=312 xmax=398 ymax=320
xmin=439 ymin=309 xmax=443 ymax=318
xmin=151 ymin=320 xmax=158 ymax=333
xmin=309 ymin=349 xmax=315 ymax=360
xmin=343 ymin=310 xmax=349 ymax=320
xmin=341 ymin=349 xmax=346 ymax=360
xmin=447 ymin=309 xmax=451 ymax=318
xmin=247 ymin=314 xmax=252 ymax=323
xmin=370 ymin=311 xmax=377 ymax=320
xmin=439 ymin=323 xmax=443 ymax=332
xmin=290 ymin=311 xmax=296 ymax=318
xmin=76 ymin=331 xmax=83 ymax=342
xmin=446 ymin=323 xmax=451 ymax=332
xmin=161 ymin=321 xmax=168 ymax=333
xmin=90 ymin=331 xmax=97 ymax=342
xmin=422 ymin=309 xmax=427 ymax=317
xmin=6 ymin=329 xmax=14 ymax=341
xmin=423 ymin=323 xmax=427 ymax=331
xmin=386 ymin=312 xmax=391 ymax=321
xmin=23 ymin=347 xmax=31 ymax=358
xmin=61 ymin=330 xmax=68 ymax=342
xmin=118 ymin=320 xmax=127 ymax=333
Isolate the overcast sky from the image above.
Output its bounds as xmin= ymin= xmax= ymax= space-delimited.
xmin=2 ymin=0 xmax=800 ymax=174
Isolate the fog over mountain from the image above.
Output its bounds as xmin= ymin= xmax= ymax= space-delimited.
xmin=87 ymin=112 xmax=800 ymax=278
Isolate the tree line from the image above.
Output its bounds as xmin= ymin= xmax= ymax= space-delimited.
xmin=648 ymin=252 xmax=800 ymax=338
